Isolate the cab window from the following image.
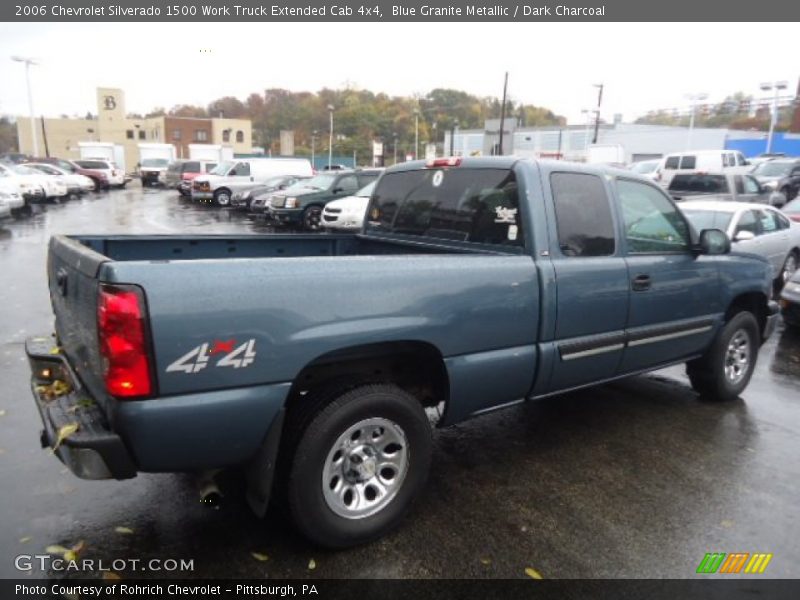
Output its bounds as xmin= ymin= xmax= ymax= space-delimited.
xmin=617 ymin=179 xmax=689 ymax=254
xmin=551 ymin=172 xmax=615 ymax=257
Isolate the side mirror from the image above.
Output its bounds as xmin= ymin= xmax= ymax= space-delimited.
xmin=734 ymin=230 xmax=755 ymax=242
xmin=698 ymin=229 xmax=731 ymax=255
xmin=332 ymin=187 xmax=343 ymax=194
xmin=769 ymin=193 xmax=785 ymax=208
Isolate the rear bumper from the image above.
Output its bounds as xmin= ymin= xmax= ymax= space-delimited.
xmin=26 ymin=336 xmax=137 ymax=480
xmin=265 ymin=206 xmax=303 ymax=224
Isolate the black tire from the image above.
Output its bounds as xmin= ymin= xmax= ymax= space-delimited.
xmin=778 ymin=251 xmax=799 ymax=290
xmin=214 ymin=188 xmax=232 ymax=207
xmin=302 ymin=205 xmax=323 ymax=231
xmin=285 ymin=383 xmax=432 ymax=548
xmin=686 ymin=312 xmax=760 ymax=401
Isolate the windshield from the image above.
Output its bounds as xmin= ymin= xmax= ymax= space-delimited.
xmin=289 ymin=173 xmax=336 ymax=191
xmin=141 ymin=158 xmax=169 ymax=168
xmin=752 ymin=161 xmax=792 ymax=177
xmin=630 ymin=161 xmax=658 ymax=174
xmin=782 ymin=198 xmax=800 ymax=214
xmin=682 ymin=209 xmax=734 ymax=232
xmin=209 ymin=161 xmax=235 ymax=176
xmin=357 ymin=181 xmax=377 ymax=197
xmin=12 ymin=165 xmax=39 ymax=175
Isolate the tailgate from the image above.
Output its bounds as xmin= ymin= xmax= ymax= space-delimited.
xmin=47 ymin=235 xmax=110 ymax=404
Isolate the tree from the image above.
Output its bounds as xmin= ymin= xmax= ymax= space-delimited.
xmin=168 ymin=104 xmax=208 ymax=118
xmin=0 ymin=116 xmax=17 ymax=153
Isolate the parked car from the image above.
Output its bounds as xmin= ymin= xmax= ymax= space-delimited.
xmin=680 ymin=200 xmax=800 ymax=288
xmin=26 ymin=157 xmax=779 ymax=548
xmin=0 ymin=180 xmax=26 ymax=214
xmin=780 ymin=269 xmax=800 ymax=328
xmin=0 ymin=196 xmax=10 ymax=220
xmin=33 ymin=157 xmax=110 ymax=191
xmin=321 ymin=181 xmax=377 ymax=230
xmin=781 ymin=198 xmax=800 ymax=223
xmin=667 ymin=172 xmax=785 ymax=206
xmin=12 ymin=164 xmax=68 ymax=201
xmin=139 ymin=158 xmax=170 ymax=187
xmin=750 ymin=159 xmax=800 ymax=202
xmin=0 ymin=163 xmax=46 ymax=203
xmin=74 ymin=159 xmax=128 ymax=188
xmin=161 ymin=160 xmax=218 ymax=196
xmin=628 ymin=159 xmax=661 ymax=181
xmin=267 ymin=169 xmax=383 ymax=230
xmin=0 ymin=152 xmax=31 ymax=164
xmin=232 ymin=175 xmax=310 ymax=211
xmin=26 ymin=163 xmax=94 ymax=197
xmin=192 ymin=158 xmax=314 ymax=206
xmin=656 ymin=150 xmax=750 ymax=186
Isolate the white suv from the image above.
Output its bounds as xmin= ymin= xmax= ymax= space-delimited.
xmin=75 ymin=159 xmax=128 ymax=188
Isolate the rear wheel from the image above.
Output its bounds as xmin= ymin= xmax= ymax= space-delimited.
xmin=285 ymin=383 xmax=432 ymax=548
xmin=686 ymin=312 xmax=759 ymax=401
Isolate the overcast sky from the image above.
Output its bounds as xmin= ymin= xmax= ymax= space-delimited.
xmin=1 ymin=22 xmax=798 ymax=126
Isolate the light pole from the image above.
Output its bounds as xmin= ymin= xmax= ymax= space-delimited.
xmin=760 ymin=81 xmax=788 ymax=154
xmin=327 ymin=105 xmax=334 ymax=169
xmin=311 ymin=130 xmax=317 ymax=168
xmin=591 ymin=83 xmax=604 ymax=144
xmin=581 ymin=109 xmax=597 ymax=156
xmin=414 ymin=108 xmax=420 ymax=160
xmin=449 ymin=119 xmax=458 ymax=156
xmin=11 ymin=55 xmax=39 ymax=156
xmin=685 ymin=92 xmax=708 ymax=150
xmin=393 ymin=133 xmax=398 ymax=165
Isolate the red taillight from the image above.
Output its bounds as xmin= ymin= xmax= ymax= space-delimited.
xmin=791 ymin=215 xmax=800 ymax=223
xmin=97 ymin=284 xmax=153 ymax=398
xmin=426 ymin=157 xmax=462 ymax=168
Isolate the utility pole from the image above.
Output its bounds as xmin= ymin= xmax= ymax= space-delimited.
xmin=498 ymin=71 xmax=508 ymax=155
xmin=449 ymin=119 xmax=458 ymax=156
xmin=327 ymin=105 xmax=334 ymax=169
xmin=311 ymin=130 xmax=317 ymax=168
xmin=11 ymin=56 xmax=39 ymax=156
xmin=414 ymin=108 xmax=420 ymax=160
xmin=592 ymin=83 xmax=604 ymax=144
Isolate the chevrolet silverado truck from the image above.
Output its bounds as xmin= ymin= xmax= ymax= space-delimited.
xmin=668 ymin=172 xmax=785 ymax=207
xmin=27 ymin=157 xmax=779 ymax=548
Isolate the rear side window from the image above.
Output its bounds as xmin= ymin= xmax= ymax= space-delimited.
xmin=230 ymin=162 xmax=250 ymax=177
xmin=184 ymin=162 xmax=200 ymax=172
xmin=736 ymin=210 xmax=759 ymax=235
xmin=680 ymin=155 xmax=697 ymax=169
xmin=205 ymin=163 xmax=216 ymax=172
xmin=669 ymin=174 xmax=728 ymax=193
xmin=665 ymin=156 xmax=680 ymax=169
xmin=367 ymin=168 xmax=524 ymax=248
xmin=551 ymin=172 xmax=615 ymax=257
xmin=76 ymin=160 xmax=107 ymax=169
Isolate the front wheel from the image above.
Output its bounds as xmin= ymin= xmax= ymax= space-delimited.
xmin=286 ymin=384 xmax=432 ymax=548
xmin=302 ymin=205 xmax=323 ymax=231
xmin=686 ymin=312 xmax=759 ymax=401
xmin=779 ymin=251 xmax=798 ymax=289
xmin=213 ymin=189 xmax=232 ymax=207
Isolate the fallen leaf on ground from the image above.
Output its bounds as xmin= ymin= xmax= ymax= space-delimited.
xmin=45 ymin=544 xmax=77 ymax=561
xmin=525 ymin=567 xmax=543 ymax=579
xmin=102 ymin=571 xmax=121 ymax=581
xmin=19 ymin=536 xmax=32 ymax=544
xmin=114 ymin=527 xmax=134 ymax=535
xmin=250 ymin=552 xmax=269 ymax=562
xmin=308 ymin=559 xmax=316 ymax=570
xmin=720 ymin=520 xmax=734 ymax=528
xmin=0 ymin=410 xmax=6 ymax=417
xmin=52 ymin=423 xmax=79 ymax=452
xmin=480 ymin=558 xmax=492 ymax=565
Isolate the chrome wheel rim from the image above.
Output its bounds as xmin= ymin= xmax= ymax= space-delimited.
xmin=217 ymin=192 xmax=230 ymax=206
xmin=783 ymin=255 xmax=797 ymax=285
xmin=724 ymin=330 xmax=751 ymax=385
xmin=322 ymin=417 xmax=408 ymax=520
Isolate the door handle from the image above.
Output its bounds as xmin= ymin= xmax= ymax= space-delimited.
xmin=632 ymin=274 xmax=651 ymax=292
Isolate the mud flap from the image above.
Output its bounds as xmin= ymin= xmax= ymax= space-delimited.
xmin=245 ymin=407 xmax=285 ymax=518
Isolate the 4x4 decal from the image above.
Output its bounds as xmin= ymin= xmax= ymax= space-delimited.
xmin=166 ymin=339 xmax=256 ymax=374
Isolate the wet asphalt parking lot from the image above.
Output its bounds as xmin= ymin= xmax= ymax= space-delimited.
xmin=0 ymin=185 xmax=799 ymax=581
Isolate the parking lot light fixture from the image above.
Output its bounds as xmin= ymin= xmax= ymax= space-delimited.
xmin=760 ymin=81 xmax=789 ymax=154
xmin=684 ymin=92 xmax=708 ymax=150
xmin=11 ymin=55 xmax=39 ymax=157
xmin=327 ymin=105 xmax=334 ymax=169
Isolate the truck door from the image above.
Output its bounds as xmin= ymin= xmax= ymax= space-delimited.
xmin=543 ymin=170 xmax=630 ymax=392
xmin=616 ymin=178 xmax=722 ymax=373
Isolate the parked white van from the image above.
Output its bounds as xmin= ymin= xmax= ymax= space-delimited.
xmin=192 ymin=158 xmax=314 ymax=206
xmin=656 ymin=150 xmax=751 ymax=187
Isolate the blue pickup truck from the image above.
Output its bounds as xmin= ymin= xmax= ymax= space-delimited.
xmin=27 ymin=157 xmax=779 ymax=548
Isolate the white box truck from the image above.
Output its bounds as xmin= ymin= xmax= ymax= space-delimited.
xmin=138 ymin=143 xmax=177 ymax=186
xmin=188 ymin=144 xmax=234 ymax=163
xmin=587 ymin=144 xmax=625 ymax=166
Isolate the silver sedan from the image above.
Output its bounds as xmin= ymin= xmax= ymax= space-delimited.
xmin=681 ymin=200 xmax=800 ymax=287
